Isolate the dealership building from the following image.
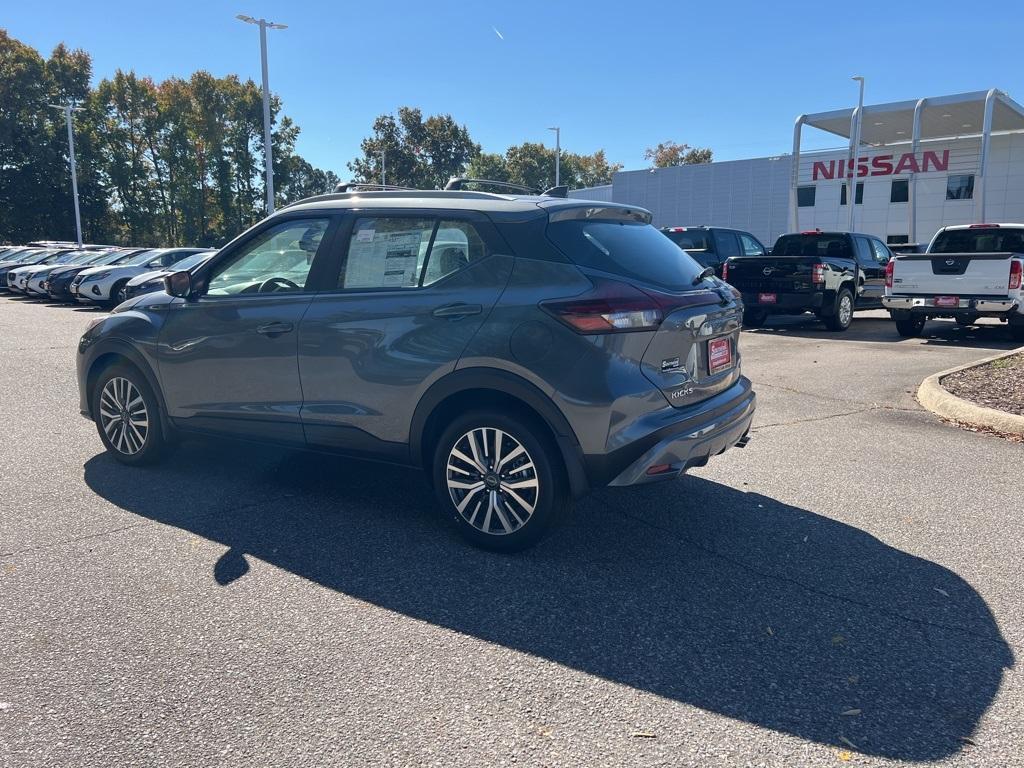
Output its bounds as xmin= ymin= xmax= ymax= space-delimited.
xmin=571 ymin=89 xmax=1024 ymax=247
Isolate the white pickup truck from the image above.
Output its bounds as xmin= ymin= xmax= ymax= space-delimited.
xmin=883 ymin=223 xmax=1024 ymax=340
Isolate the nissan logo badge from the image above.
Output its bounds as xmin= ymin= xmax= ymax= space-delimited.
xmin=762 ymin=266 xmax=774 ymax=276
xmin=945 ymin=258 xmax=956 ymax=266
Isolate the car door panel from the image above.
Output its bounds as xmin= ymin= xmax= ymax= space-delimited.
xmin=298 ymin=255 xmax=514 ymax=455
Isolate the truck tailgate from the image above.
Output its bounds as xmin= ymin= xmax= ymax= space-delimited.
xmin=891 ymin=253 xmax=1017 ymax=296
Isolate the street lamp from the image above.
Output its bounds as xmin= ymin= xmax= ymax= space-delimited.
xmin=547 ymin=126 xmax=560 ymax=187
xmin=381 ymin=149 xmax=386 ymax=187
xmin=237 ymin=14 xmax=287 ymax=215
xmin=848 ymin=75 xmax=865 ymax=231
xmin=48 ymin=102 xmax=83 ymax=247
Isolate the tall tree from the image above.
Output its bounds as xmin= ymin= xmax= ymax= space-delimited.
xmin=465 ymin=143 xmax=622 ymax=191
xmin=348 ymin=107 xmax=479 ymax=189
xmin=644 ymin=141 xmax=713 ymax=168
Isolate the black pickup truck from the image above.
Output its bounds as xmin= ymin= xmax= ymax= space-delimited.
xmin=722 ymin=230 xmax=892 ymax=331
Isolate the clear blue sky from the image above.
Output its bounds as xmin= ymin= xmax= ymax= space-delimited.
xmin=7 ymin=0 xmax=1023 ymax=178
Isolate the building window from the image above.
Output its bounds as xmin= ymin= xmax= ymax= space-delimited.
xmin=890 ymin=179 xmax=909 ymax=203
xmin=797 ymin=186 xmax=816 ymax=207
xmin=946 ymin=175 xmax=974 ymax=200
xmin=887 ymin=235 xmax=909 ymax=244
xmin=840 ymin=182 xmax=863 ymax=206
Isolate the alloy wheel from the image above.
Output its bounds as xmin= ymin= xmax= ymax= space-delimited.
xmin=839 ymin=295 xmax=853 ymax=326
xmin=446 ymin=427 xmax=539 ymax=536
xmin=99 ymin=377 xmax=149 ymax=455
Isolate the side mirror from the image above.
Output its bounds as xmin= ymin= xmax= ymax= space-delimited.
xmin=164 ymin=270 xmax=193 ymax=299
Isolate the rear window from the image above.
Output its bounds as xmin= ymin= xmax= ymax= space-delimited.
xmin=548 ymin=220 xmax=707 ymax=290
xmin=663 ymin=229 xmax=712 ymax=252
xmin=772 ymin=234 xmax=852 ymax=259
xmin=930 ymin=228 xmax=1024 ymax=254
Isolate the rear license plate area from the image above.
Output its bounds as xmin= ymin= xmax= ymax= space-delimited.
xmin=758 ymin=292 xmax=777 ymax=304
xmin=934 ymin=295 xmax=959 ymax=308
xmin=708 ymin=337 xmax=733 ymax=374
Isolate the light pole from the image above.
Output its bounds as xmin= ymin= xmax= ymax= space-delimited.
xmin=848 ymin=76 xmax=865 ymax=231
xmin=237 ymin=14 xmax=287 ymax=215
xmin=548 ymin=126 xmax=560 ymax=187
xmin=49 ymin=103 xmax=83 ymax=247
xmin=381 ymin=149 xmax=386 ymax=186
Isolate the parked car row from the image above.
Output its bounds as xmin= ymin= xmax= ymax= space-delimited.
xmin=658 ymin=224 xmax=1024 ymax=339
xmin=0 ymin=244 xmax=214 ymax=306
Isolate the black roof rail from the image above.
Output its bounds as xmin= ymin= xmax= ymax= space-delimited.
xmin=445 ymin=177 xmax=540 ymax=195
xmin=541 ymin=185 xmax=569 ymax=198
xmin=333 ymin=182 xmax=417 ymax=193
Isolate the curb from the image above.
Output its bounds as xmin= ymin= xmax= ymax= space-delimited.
xmin=917 ymin=347 xmax=1024 ymax=436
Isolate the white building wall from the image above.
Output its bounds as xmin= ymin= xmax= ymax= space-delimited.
xmin=567 ymin=184 xmax=613 ymax=201
xmin=595 ymin=132 xmax=1024 ymax=247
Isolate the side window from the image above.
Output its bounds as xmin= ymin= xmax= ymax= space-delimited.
xmin=853 ymin=236 xmax=874 ymax=267
xmin=340 ymin=217 xmax=435 ymax=289
xmin=712 ymin=230 xmax=740 ymax=260
xmin=422 ymin=220 xmax=489 ymax=285
xmin=870 ymin=239 xmax=892 ymax=264
xmin=738 ymin=233 xmax=764 ymax=256
xmin=206 ymin=218 xmax=329 ymax=296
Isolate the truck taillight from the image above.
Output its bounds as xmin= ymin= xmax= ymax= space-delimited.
xmin=1011 ymin=260 xmax=1022 ymax=291
xmin=721 ymin=261 xmax=729 ymax=281
xmin=885 ymin=259 xmax=895 ymax=288
xmin=811 ymin=263 xmax=825 ymax=284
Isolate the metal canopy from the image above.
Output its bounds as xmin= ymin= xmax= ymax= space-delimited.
xmin=803 ymin=90 xmax=1024 ymax=147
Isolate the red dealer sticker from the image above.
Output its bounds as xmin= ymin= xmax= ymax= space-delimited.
xmin=708 ymin=338 xmax=733 ymax=374
xmin=934 ymin=296 xmax=959 ymax=308
xmin=758 ymin=292 xmax=777 ymax=304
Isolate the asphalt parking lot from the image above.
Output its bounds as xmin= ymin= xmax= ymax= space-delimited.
xmin=1 ymin=297 xmax=1021 ymax=767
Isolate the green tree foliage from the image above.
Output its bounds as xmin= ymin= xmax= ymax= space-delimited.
xmin=644 ymin=141 xmax=714 ymax=168
xmin=466 ymin=142 xmax=622 ymax=191
xmin=0 ymin=29 xmax=338 ymax=247
xmin=348 ymin=107 xmax=480 ymax=189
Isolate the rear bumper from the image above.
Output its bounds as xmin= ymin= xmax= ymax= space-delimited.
xmin=883 ymin=295 xmax=1020 ymax=316
xmin=738 ymin=290 xmax=824 ymax=313
xmin=585 ymin=377 xmax=756 ymax=487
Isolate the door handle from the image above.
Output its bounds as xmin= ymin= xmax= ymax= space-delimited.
xmin=256 ymin=321 xmax=294 ymax=336
xmin=432 ymin=303 xmax=483 ymax=319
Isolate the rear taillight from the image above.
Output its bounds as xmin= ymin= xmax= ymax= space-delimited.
xmin=811 ymin=263 xmax=826 ymax=284
xmin=721 ymin=261 xmax=729 ymax=281
xmin=1010 ymin=260 xmax=1022 ymax=291
xmin=541 ymin=278 xmax=719 ymax=334
xmin=885 ymin=259 xmax=895 ymax=288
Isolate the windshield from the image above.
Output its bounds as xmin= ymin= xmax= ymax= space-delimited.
xmin=772 ymin=234 xmax=852 ymax=259
xmin=663 ymin=229 xmax=712 ymax=251
xmin=548 ymin=220 xmax=707 ymax=290
xmin=173 ymin=252 xmax=214 ymax=271
xmin=123 ymin=252 xmax=159 ymax=268
xmin=930 ymin=228 xmax=1024 ymax=254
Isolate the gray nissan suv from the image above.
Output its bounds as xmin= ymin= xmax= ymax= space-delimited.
xmin=76 ymin=186 xmax=755 ymax=551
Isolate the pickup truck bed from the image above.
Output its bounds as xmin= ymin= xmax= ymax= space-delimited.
xmin=882 ymin=224 xmax=1024 ymax=339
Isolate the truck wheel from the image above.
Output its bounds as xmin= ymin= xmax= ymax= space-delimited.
xmin=432 ymin=410 xmax=569 ymax=552
xmin=893 ymin=310 xmax=927 ymax=338
xmin=743 ymin=309 xmax=768 ymax=328
xmin=823 ymin=288 xmax=854 ymax=331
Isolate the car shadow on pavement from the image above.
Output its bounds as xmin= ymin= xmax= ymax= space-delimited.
xmin=746 ymin=315 xmax=1021 ymax=349
xmin=83 ymin=443 xmax=1013 ymax=761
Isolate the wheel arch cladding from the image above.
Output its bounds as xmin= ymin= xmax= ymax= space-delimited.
xmin=410 ymin=368 xmax=589 ymax=498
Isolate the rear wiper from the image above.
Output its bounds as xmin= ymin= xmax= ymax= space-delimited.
xmin=692 ymin=266 xmax=715 ymax=285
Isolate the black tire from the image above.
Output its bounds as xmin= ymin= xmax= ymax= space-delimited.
xmin=823 ymin=287 xmax=854 ymax=331
xmin=742 ymin=309 xmax=768 ymax=328
xmin=432 ymin=409 xmax=568 ymax=552
xmin=1010 ymin=323 xmax=1024 ymax=342
xmin=893 ymin=310 xmax=927 ymax=338
xmin=111 ymin=280 xmax=129 ymax=306
xmin=92 ymin=362 xmax=167 ymax=466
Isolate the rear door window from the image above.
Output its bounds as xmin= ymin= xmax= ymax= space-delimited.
xmin=548 ymin=220 xmax=706 ymax=290
xmin=738 ymin=233 xmax=765 ymax=256
xmin=713 ymin=230 xmax=741 ymax=261
xmin=853 ymin=236 xmax=875 ymax=267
